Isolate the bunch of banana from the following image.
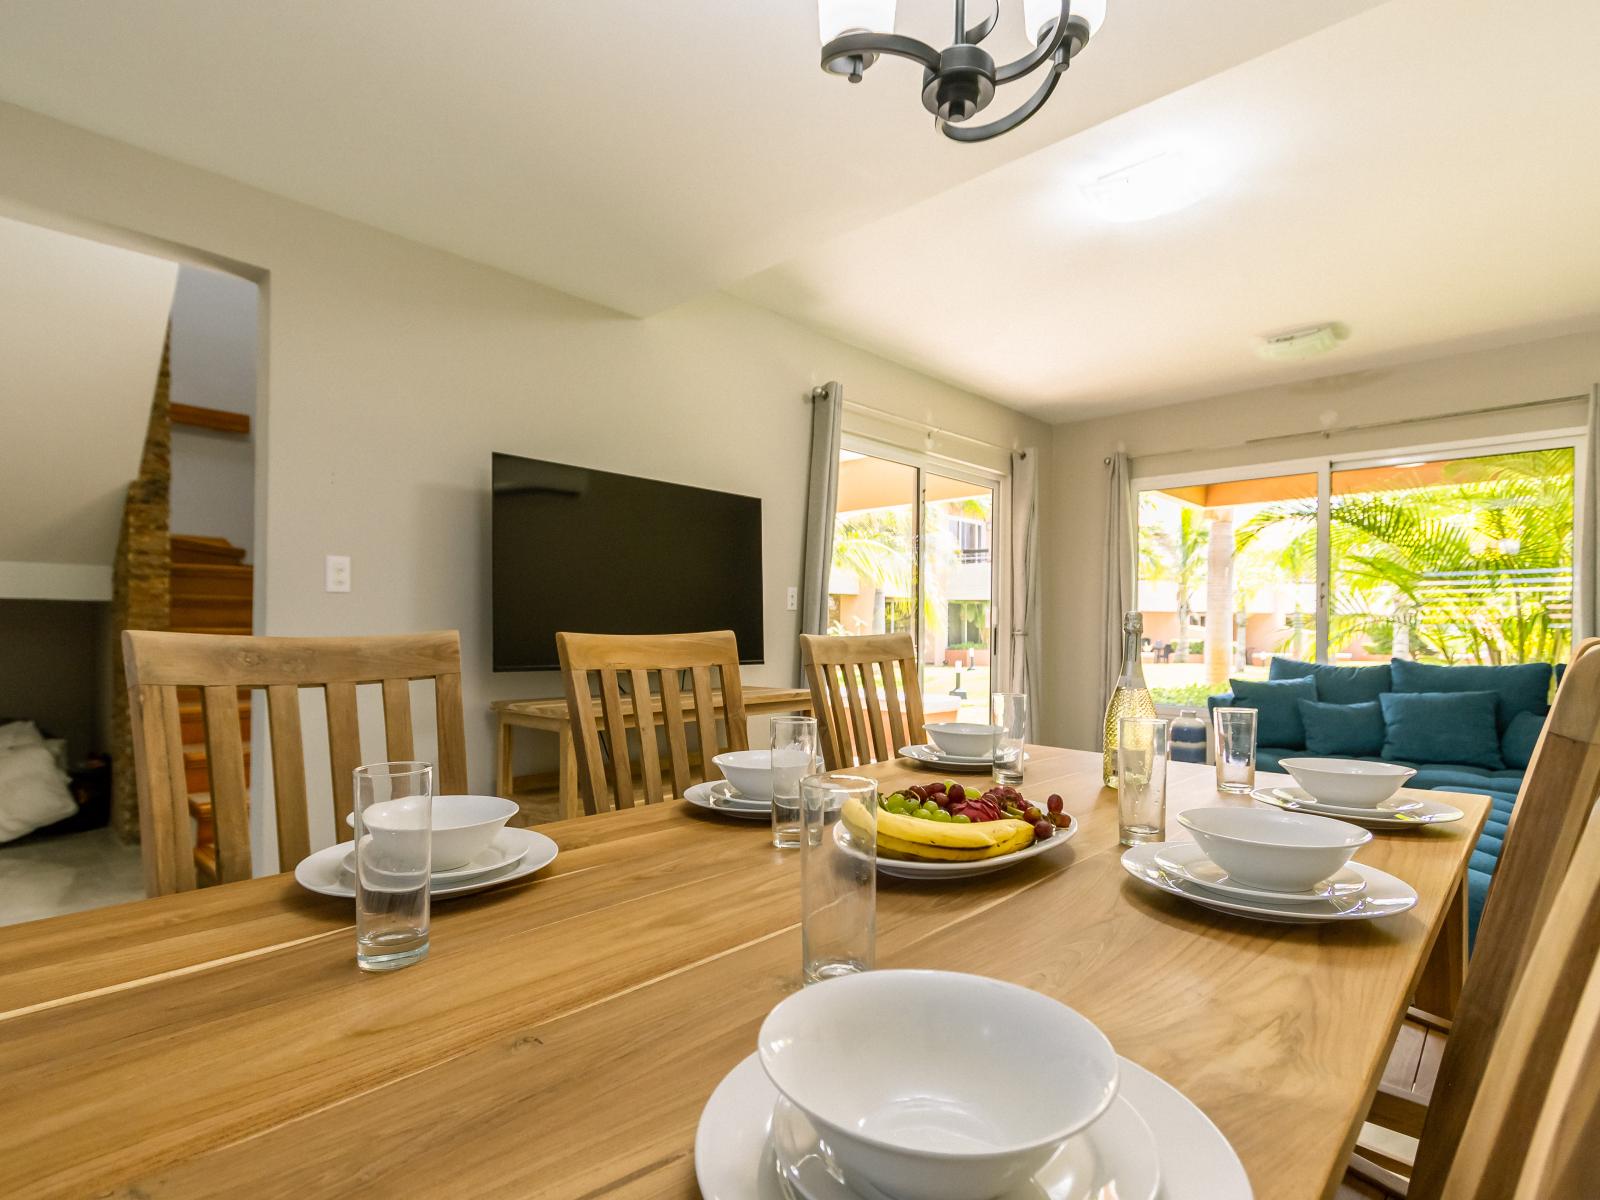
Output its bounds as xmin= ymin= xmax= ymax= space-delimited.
xmin=841 ymin=796 xmax=1035 ymax=862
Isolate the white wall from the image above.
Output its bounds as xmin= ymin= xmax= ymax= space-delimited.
xmin=0 ymin=103 xmax=1049 ymax=870
xmin=168 ymin=263 xmax=258 ymax=557
xmin=1041 ymin=331 xmax=1599 ymax=750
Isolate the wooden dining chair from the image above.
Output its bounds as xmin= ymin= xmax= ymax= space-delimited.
xmin=800 ymin=632 xmax=926 ymax=770
xmin=556 ymin=630 xmax=748 ymax=814
xmin=1346 ymin=637 xmax=1600 ymax=1197
xmin=124 ymin=629 xmax=469 ymax=896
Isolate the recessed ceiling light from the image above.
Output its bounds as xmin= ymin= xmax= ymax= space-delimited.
xmin=1081 ymin=150 xmax=1206 ymax=223
xmin=1256 ymin=323 xmax=1350 ymax=361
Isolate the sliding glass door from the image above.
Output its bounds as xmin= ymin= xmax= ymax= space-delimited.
xmin=1134 ymin=439 xmax=1579 ymax=705
xmin=830 ymin=446 xmax=1001 ymax=723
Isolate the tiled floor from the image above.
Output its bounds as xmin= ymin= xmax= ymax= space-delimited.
xmin=0 ymin=826 xmax=145 ymax=927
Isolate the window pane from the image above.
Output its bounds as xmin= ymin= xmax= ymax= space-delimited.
xmin=1329 ymin=448 xmax=1574 ymax=668
xmin=924 ymin=473 xmax=994 ymax=724
xmin=830 ymin=451 xmax=917 ymax=640
xmin=1136 ymin=473 xmax=1318 ymax=706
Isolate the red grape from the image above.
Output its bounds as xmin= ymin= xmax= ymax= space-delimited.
xmin=1047 ymin=794 xmax=1063 ymax=814
xmin=1033 ymin=820 xmax=1053 ymax=840
xmin=948 ymin=784 xmax=966 ymax=802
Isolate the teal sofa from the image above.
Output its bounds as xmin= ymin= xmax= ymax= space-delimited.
xmin=1209 ymin=656 xmax=1558 ymax=946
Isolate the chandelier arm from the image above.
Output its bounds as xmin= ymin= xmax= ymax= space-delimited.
xmin=963 ymin=1 xmax=999 ymax=46
xmin=820 ymin=31 xmax=943 ymax=74
xmin=993 ymin=1 xmax=1074 ymax=84
xmin=938 ymin=62 xmax=1062 ymax=143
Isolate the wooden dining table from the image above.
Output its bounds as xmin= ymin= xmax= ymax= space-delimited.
xmin=0 ymin=747 xmax=1486 ymax=1200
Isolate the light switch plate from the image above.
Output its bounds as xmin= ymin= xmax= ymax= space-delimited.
xmin=786 ymin=586 xmax=798 ymax=612
xmin=325 ymin=554 xmax=351 ymax=593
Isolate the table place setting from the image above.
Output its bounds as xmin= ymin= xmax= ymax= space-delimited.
xmin=900 ymin=698 xmax=1031 ymax=774
xmin=1249 ymin=757 xmax=1465 ymax=827
xmin=694 ymin=969 xmax=1251 ymax=1200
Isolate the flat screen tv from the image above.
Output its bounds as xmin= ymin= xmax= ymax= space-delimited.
xmin=492 ymin=452 xmax=764 ymax=670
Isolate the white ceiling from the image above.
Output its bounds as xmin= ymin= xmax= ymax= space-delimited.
xmin=0 ymin=216 xmax=176 ymax=566
xmin=0 ymin=0 xmax=1594 ymax=420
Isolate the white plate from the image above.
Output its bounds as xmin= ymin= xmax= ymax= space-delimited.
xmin=710 ymin=780 xmax=772 ymax=810
xmin=836 ymin=813 xmax=1078 ymax=880
xmin=900 ymin=744 xmax=1031 ymax=772
xmin=1257 ymin=785 xmax=1421 ymax=815
xmin=1153 ymin=841 xmax=1366 ymax=905
xmin=695 ymin=1052 xmax=1247 ymax=1200
xmin=1122 ymin=843 xmax=1417 ymax=924
xmin=294 ymin=826 xmax=558 ymax=899
xmin=340 ymin=827 xmax=530 ymax=884
xmin=687 ymin=781 xmax=772 ymax=821
xmin=1252 ymin=786 xmax=1463 ymax=828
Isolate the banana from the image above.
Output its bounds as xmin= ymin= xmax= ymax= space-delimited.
xmin=842 ymin=796 xmax=1035 ymax=862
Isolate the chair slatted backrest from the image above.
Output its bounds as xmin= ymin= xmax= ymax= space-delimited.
xmin=124 ymin=630 xmax=470 ymax=897
xmin=555 ymin=631 xmax=748 ymax=813
xmin=800 ymin=633 xmax=925 ymax=770
xmin=1409 ymin=637 xmax=1600 ymax=1199
xmin=1437 ymin=784 xmax=1600 ymax=1198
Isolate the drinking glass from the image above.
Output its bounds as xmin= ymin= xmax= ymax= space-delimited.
xmin=771 ymin=715 xmax=819 ymax=850
xmin=1117 ymin=717 xmax=1169 ymax=846
xmin=354 ymin=761 xmax=432 ymax=972
xmin=1213 ymin=707 xmax=1258 ymax=794
xmin=800 ymin=773 xmax=876 ymax=983
xmin=991 ymin=692 xmax=1028 ymax=786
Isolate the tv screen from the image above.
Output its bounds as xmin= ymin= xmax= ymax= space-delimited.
xmin=492 ymin=452 xmax=764 ymax=670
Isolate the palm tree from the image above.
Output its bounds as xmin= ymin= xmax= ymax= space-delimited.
xmin=830 ymin=511 xmax=913 ymax=635
xmin=1139 ymin=502 xmax=1208 ymax=662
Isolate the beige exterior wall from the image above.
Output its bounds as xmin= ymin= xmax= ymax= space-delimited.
xmin=1042 ymin=332 xmax=1598 ymax=748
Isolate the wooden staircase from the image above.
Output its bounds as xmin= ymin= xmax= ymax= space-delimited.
xmin=169 ymin=534 xmax=253 ymax=883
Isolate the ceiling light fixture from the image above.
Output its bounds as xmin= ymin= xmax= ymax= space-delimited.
xmin=1082 ymin=150 xmax=1205 ymax=222
xmin=818 ymin=0 xmax=1108 ymax=143
xmin=1256 ymin=323 xmax=1350 ymax=362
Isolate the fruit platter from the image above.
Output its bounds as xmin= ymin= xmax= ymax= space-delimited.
xmin=839 ymin=781 xmax=1077 ymax=880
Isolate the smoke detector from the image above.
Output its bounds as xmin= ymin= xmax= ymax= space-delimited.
xmin=1256 ymin=323 xmax=1350 ymax=361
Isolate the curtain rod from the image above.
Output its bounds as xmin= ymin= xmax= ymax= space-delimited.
xmin=1240 ymin=392 xmax=1588 ymax=448
xmin=834 ymin=396 xmax=1018 ymax=455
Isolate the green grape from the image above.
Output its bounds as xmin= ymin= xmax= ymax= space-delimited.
xmin=931 ymin=809 xmax=954 ymax=822
xmin=885 ymin=796 xmax=908 ymax=814
xmin=950 ymin=813 xmax=972 ymax=824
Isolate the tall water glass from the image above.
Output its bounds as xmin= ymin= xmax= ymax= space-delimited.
xmin=991 ymin=692 xmax=1028 ymax=786
xmin=355 ymin=761 xmax=432 ymax=972
xmin=771 ymin=715 xmax=818 ymax=849
xmin=800 ymin=773 xmax=876 ymax=983
xmin=1117 ymin=717 xmax=1169 ymax=846
xmin=1214 ymin=707 xmax=1258 ymax=794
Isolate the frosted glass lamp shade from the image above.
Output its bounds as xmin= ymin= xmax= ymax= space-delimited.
xmin=818 ymin=0 xmax=896 ymax=43
xmin=1024 ymin=0 xmax=1107 ymax=42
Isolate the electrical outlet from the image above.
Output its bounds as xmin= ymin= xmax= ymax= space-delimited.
xmin=325 ymin=554 xmax=351 ymax=593
xmin=786 ymin=586 xmax=798 ymax=612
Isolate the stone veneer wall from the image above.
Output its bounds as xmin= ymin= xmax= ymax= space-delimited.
xmin=110 ymin=329 xmax=173 ymax=843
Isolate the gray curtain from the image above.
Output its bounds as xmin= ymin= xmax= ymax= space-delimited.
xmin=800 ymin=382 xmax=843 ymax=659
xmin=1007 ymin=448 xmax=1039 ymax=698
xmin=1581 ymin=384 xmax=1600 ymax=641
xmin=1100 ymin=450 xmax=1136 ymax=710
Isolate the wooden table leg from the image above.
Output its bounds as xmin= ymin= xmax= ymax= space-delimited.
xmin=1414 ymin=873 xmax=1469 ymax=1021
xmin=557 ymin=727 xmax=581 ymax=820
xmin=495 ymin=717 xmax=515 ymax=801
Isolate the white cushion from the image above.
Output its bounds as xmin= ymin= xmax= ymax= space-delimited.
xmin=0 ymin=743 xmax=77 ymax=843
xmin=0 ymin=720 xmax=44 ymax=752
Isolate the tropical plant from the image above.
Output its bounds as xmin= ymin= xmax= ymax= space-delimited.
xmin=1139 ymin=500 xmax=1209 ymax=662
xmin=1234 ymin=449 xmax=1574 ymax=666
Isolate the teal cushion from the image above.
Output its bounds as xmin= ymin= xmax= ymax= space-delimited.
xmin=1269 ymin=656 xmax=1392 ymax=705
xmin=1500 ymin=710 xmax=1546 ymax=770
xmin=1227 ymin=676 xmax=1317 ymax=749
xmin=1380 ymin=690 xmax=1503 ymax=770
xmin=1390 ymin=658 xmax=1552 ymax=732
xmin=1297 ymin=699 xmax=1385 ymax=757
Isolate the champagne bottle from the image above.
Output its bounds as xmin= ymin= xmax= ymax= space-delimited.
xmin=1102 ymin=611 xmax=1157 ymax=787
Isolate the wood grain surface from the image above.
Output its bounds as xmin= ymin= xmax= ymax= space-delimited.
xmin=0 ymin=749 xmax=1486 ymax=1200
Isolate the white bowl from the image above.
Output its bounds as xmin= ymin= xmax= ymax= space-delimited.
xmin=758 ymin=969 xmax=1118 ymax=1200
xmin=1277 ymin=757 xmax=1417 ymax=808
xmin=925 ymin=722 xmax=1000 ymax=759
xmin=347 ymin=793 xmax=518 ymax=871
xmin=711 ymin=748 xmax=813 ymax=802
xmin=1178 ymin=806 xmax=1371 ymax=893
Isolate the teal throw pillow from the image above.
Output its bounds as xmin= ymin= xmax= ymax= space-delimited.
xmin=1227 ymin=676 xmax=1317 ymax=749
xmin=1379 ymin=690 xmax=1503 ymax=770
xmin=1390 ymin=658 xmax=1551 ymax=732
xmin=1297 ymin=699 xmax=1386 ymax=757
xmin=1500 ymin=710 xmax=1546 ymax=770
xmin=1269 ymin=656 xmax=1392 ymax=705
